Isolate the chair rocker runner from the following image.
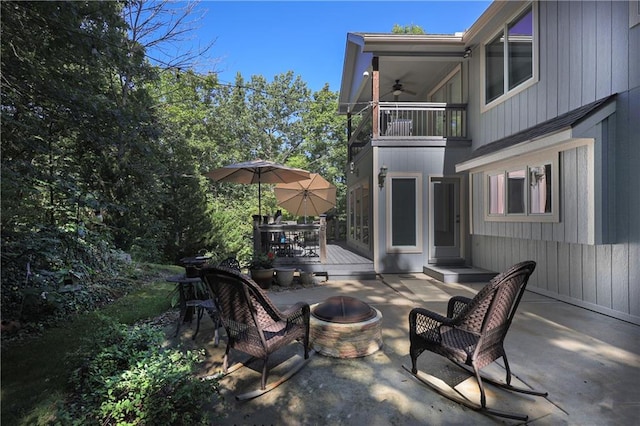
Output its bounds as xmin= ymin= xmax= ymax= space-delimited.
xmin=200 ymin=265 xmax=311 ymax=400
xmin=405 ymin=261 xmax=548 ymax=421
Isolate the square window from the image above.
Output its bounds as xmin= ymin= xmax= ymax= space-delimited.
xmin=489 ymin=173 xmax=505 ymax=214
xmin=529 ymin=164 xmax=552 ymax=214
xmin=484 ymin=155 xmax=557 ymax=223
xmin=485 ymin=32 xmax=505 ymax=103
xmin=508 ymin=8 xmax=533 ymax=90
xmin=483 ymin=3 xmax=536 ymax=107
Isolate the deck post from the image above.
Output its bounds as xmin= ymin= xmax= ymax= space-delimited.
xmin=252 ymin=214 xmax=262 ymax=255
xmin=372 ymin=56 xmax=380 ymax=138
xmin=319 ymin=214 xmax=327 ymax=263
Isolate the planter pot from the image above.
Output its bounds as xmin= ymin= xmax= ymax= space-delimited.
xmin=250 ymin=268 xmax=274 ymax=289
xmin=300 ymin=272 xmax=315 ymax=286
xmin=275 ymin=268 xmax=295 ymax=287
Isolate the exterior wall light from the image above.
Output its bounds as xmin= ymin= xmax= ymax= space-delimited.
xmin=463 ymin=47 xmax=472 ymax=59
xmin=378 ymin=165 xmax=388 ymax=188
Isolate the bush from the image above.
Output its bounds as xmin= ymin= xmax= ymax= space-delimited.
xmin=55 ymin=318 xmax=219 ymax=425
xmin=1 ymin=225 xmax=134 ymax=332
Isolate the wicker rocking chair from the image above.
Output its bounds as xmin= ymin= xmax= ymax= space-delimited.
xmin=405 ymin=261 xmax=547 ymax=421
xmin=189 ymin=257 xmax=241 ymax=343
xmin=200 ymin=265 xmax=311 ymax=400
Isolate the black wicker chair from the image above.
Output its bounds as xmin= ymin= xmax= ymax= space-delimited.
xmin=406 ymin=261 xmax=547 ymax=421
xmin=200 ymin=265 xmax=310 ymax=400
xmin=218 ymin=256 xmax=241 ymax=271
xmin=189 ymin=257 xmax=241 ymax=343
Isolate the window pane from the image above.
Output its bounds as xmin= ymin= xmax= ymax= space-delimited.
xmin=349 ymin=190 xmax=355 ymax=239
xmin=489 ymin=174 xmax=505 ymax=215
xmin=508 ymin=7 xmax=533 ymax=90
xmin=361 ymin=184 xmax=370 ymax=244
xmin=486 ymin=31 xmax=505 ymax=103
xmin=391 ymin=178 xmax=416 ymax=246
xmin=507 ymin=169 xmax=526 ymax=214
xmin=433 ymin=181 xmax=455 ymax=246
xmin=355 ymin=187 xmax=362 ymax=241
xmin=529 ymin=164 xmax=552 ymax=214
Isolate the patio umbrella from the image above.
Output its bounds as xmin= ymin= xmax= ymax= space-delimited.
xmin=204 ymin=159 xmax=310 ymax=217
xmin=274 ymin=173 xmax=336 ymax=223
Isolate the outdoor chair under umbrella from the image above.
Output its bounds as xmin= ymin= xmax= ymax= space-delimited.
xmin=274 ymin=173 xmax=336 ymax=223
xmin=205 ymin=159 xmax=310 ymax=217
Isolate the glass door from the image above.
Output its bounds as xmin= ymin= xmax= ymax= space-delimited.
xmin=429 ymin=177 xmax=461 ymax=262
xmin=349 ymin=181 xmax=371 ymax=253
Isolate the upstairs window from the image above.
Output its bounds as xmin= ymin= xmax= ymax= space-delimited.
xmin=483 ymin=3 xmax=536 ymax=107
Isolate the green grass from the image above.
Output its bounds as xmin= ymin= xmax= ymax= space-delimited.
xmin=1 ymin=263 xmax=182 ymax=426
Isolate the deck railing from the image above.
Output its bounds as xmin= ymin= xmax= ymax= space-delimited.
xmin=348 ymin=102 xmax=467 ymax=158
xmin=378 ymin=102 xmax=466 ymax=138
xmin=253 ymin=216 xmax=327 ymax=264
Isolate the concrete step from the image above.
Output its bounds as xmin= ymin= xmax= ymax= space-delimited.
xmin=423 ymin=264 xmax=497 ymax=284
xmin=301 ymin=263 xmax=377 ymax=281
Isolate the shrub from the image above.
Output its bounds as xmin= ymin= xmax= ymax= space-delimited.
xmin=56 ymin=318 xmax=219 ymax=425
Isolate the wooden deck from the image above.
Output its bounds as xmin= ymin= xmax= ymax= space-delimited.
xmin=273 ymin=241 xmax=375 ymax=280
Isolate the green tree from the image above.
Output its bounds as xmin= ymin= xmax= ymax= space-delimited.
xmin=0 ymin=0 xmax=161 ymax=324
xmin=391 ymin=23 xmax=426 ymax=34
xmin=144 ymin=70 xmax=221 ymax=261
xmin=298 ymin=85 xmax=348 ymax=216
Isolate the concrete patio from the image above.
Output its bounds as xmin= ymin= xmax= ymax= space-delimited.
xmin=174 ymin=273 xmax=640 ymax=425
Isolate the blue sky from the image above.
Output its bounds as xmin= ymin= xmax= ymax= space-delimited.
xmin=169 ymin=1 xmax=492 ymax=92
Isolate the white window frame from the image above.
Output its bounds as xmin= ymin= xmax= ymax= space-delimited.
xmin=386 ymin=173 xmax=423 ymax=253
xmin=484 ymin=152 xmax=559 ymax=223
xmin=349 ymin=178 xmax=370 ymax=251
xmin=481 ymin=2 xmax=538 ymax=112
xmin=631 ymin=0 xmax=640 ymax=28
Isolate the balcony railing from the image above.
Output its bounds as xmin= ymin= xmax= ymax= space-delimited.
xmin=348 ymin=102 xmax=467 ymax=158
xmin=378 ymin=102 xmax=466 ymax=138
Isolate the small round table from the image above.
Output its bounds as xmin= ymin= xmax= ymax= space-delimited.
xmin=179 ymin=256 xmax=212 ymax=278
xmin=166 ymin=274 xmax=204 ymax=336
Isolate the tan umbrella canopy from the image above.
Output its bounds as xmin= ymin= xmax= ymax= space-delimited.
xmin=274 ymin=173 xmax=336 ymax=223
xmin=205 ymin=159 xmax=310 ymax=217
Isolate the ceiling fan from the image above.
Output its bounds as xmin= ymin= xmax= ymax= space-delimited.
xmin=383 ymin=79 xmax=417 ymax=100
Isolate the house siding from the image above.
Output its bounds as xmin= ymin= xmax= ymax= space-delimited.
xmin=376 ymin=145 xmax=469 ymax=273
xmin=466 ymin=1 xmax=640 ymax=324
xmin=472 ymin=0 xmax=634 ymax=147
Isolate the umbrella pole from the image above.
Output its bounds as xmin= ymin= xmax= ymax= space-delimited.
xmin=258 ymin=180 xmax=261 ymax=218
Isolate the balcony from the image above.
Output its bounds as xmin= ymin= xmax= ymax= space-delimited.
xmin=348 ymin=102 xmax=467 ymax=159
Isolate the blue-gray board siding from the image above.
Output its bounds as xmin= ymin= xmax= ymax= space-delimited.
xmin=475 ymin=1 xmax=634 ymax=148
xmin=470 ymin=135 xmax=639 ymax=324
xmin=465 ymin=1 xmax=639 ymax=324
xmin=471 ymin=235 xmax=638 ymax=325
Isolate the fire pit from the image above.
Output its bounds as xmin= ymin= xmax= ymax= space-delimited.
xmin=310 ymin=296 xmax=383 ymax=358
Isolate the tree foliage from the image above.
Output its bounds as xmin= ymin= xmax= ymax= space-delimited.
xmin=1 ymin=0 xmax=347 ymax=325
xmin=391 ymin=23 xmax=426 ymax=34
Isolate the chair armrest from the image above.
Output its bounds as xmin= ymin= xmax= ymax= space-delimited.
xmin=281 ymin=302 xmax=310 ymax=325
xmin=447 ymin=296 xmax=472 ymax=318
xmin=410 ymin=307 xmax=451 ymax=324
xmin=409 ymin=307 xmax=453 ymax=342
xmin=281 ymin=302 xmax=308 ymax=317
